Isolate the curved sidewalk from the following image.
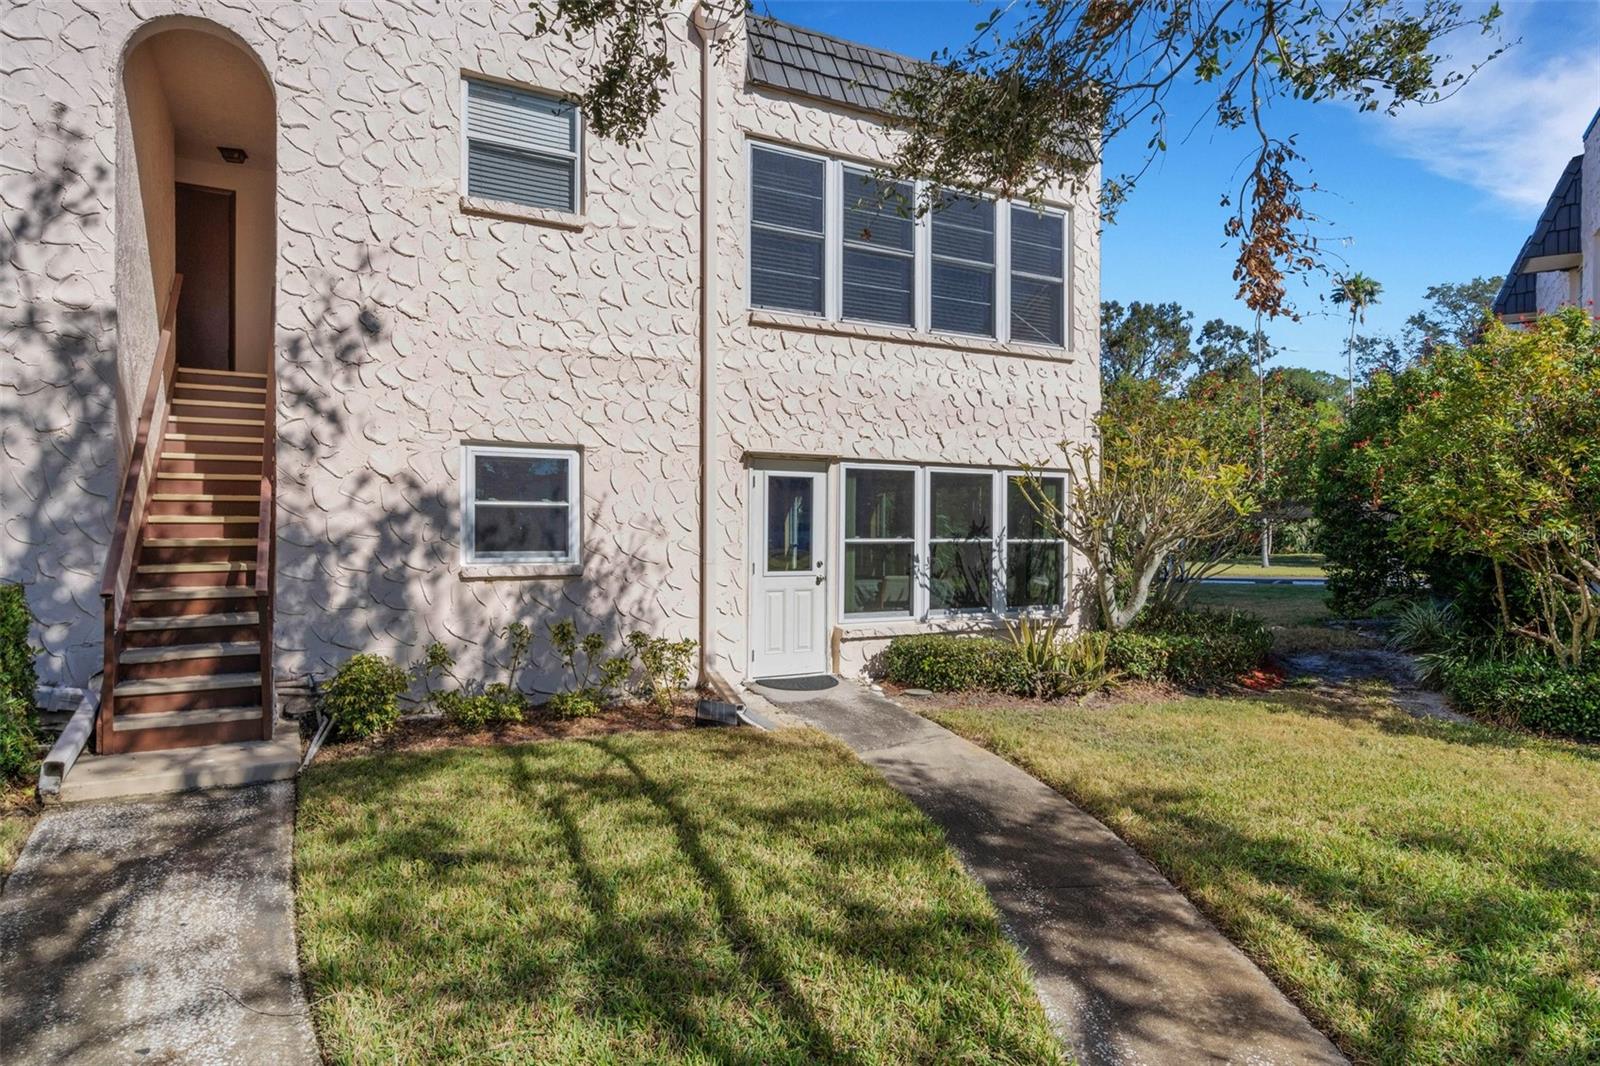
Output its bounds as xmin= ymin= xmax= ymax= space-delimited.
xmin=0 ymin=783 xmax=318 ymax=1065
xmin=760 ymin=681 xmax=1346 ymax=1066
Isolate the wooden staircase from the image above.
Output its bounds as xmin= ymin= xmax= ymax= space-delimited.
xmin=99 ymin=276 xmax=278 ymax=755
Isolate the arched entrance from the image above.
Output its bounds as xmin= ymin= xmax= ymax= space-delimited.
xmin=120 ymin=21 xmax=275 ymax=378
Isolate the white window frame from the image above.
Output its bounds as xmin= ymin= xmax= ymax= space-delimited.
xmin=1007 ymin=204 xmax=1069 ymax=347
xmin=928 ymin=194 xmax=999 ymax=341
xmin=839 ymin=462 xmax=923 ymax=621
xmin=460 ymin=76 xmax=584 ymax=214
xmin=747 ymin=140 xmax=832 ymax=317
xmin=744 ymin=139 xmax=1071 ymax=349
xmin=839 ymin=165 xmax=917 ymax=329
xmin=460 ymin=444 xmax=581 ymax=565
xmin=1000 ymin=470 xmax=1070 ymax=614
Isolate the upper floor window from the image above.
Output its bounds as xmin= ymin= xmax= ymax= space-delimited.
xmin=746 ymin=143 xmax=1070 ymax=347
xmin=1009 ymin=206 xmax=1065 ymax=345
xmin=462 ymin=445 xmax=580 ymax=565
xmin=750 ymin=146 xmax=826 ymax=314
xmin=464 ymin=79 xmax=581 ymax=214
xmin=930 ymin=195 xmax=996 ymax=336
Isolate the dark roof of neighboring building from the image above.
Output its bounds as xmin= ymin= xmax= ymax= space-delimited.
xmin=746 ymin=16 xmax=925 ymax=114
xmin=1493 ymin=153 xmax=1583 ymax=317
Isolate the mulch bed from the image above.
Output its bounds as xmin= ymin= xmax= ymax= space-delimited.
xmin=313 ymin=697 xmax=698 ymax=763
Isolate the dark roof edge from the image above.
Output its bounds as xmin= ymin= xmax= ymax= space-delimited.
xmin=749 ymin=15 xmax=933 ymax=72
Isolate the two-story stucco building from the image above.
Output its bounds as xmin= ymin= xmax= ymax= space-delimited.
xmin=1 ymin=1 xmax=1098 ymax=757
xmin=1493 ymin=108 xmax=1600 ymax=322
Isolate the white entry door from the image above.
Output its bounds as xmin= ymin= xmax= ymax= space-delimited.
xmin=750 ymin=466 xmax=828 ymax=679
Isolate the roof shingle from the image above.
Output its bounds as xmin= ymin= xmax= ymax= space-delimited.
xmin=746 ymin=16 xmax=925 ymax=115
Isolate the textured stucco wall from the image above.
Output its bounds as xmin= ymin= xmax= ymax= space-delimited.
xmin=1584 ymin=117 xmax=1599 ymax=311
xmin=1 ymin=0 xmax=1098 ymax=693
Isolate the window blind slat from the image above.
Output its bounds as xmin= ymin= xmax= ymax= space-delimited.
xmin=751 ymin=147 xmax=826 ymax=314
xmin=751 ymin=228 xmax=824 ymax=314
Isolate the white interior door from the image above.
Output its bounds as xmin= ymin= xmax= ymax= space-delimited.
xmin=750 ymin=467 xmax=828 ymax=678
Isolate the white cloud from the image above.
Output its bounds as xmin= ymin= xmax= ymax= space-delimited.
xmin=1369 ymin=12 xmax=1599 ymax=211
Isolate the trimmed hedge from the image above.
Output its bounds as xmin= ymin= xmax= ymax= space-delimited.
xmin=1107 ymin=609 xmax=1272 ymax=688
xmin=882 ymin=610 xmax=1271 ymax=695
xmin=1440 ymin=654 xmax=1600 ymax=742
xmin=0 ymin=583 xmax=38 ymax=783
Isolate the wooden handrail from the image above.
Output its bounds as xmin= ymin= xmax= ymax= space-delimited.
xmin=255 ymin=348 xmax=277 ymax=738
xmin=98 ymin=275 xmax=183 ymax=750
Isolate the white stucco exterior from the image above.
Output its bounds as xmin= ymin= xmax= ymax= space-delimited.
xmin=1 ymin=0 xmax=1099 ymax=693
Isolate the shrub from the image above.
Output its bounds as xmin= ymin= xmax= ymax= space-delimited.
xmin=545 ymin=689 xmax=602 ymax=719
xmin=1438 ymin=653 xmax=1600 ymax=741
xmin=625 ymin=632 xmax=696 ymax=712
xmin=415 ymin=639 xmax=525 ymax=729
xmin=1107 ymin=609 xmax=1271 ymax=687
xmin=881 ymin=635 xmax=1031 ymax=693
xmin=0 ymin=584 xmax=39 ymax=783
xmin=546 ymin=620 xmax=630 ymax=716
xmin=319 ymin=654 xmax=411 ymax=740
xmin=1389 ymin=599 xmax=1459 ymax=655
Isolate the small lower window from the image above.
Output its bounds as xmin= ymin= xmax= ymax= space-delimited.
xmin=1005 ymin=475 xmax=1066 ymax=608
xmin=462 ymin=445 xmax=579 ymax=564
xmin=843 ymin=467 xmax=916 ymax=617
xmin=928 ymin=471 xmax=994 ymax=611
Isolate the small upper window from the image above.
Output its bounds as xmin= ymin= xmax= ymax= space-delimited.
xmin=462 ymin=446 xmax=580 ymax=564
xmin=930 ymin=194 xmax=996 ymax=337
xmin=750 ymin=146 xmax=826 ymax=315
xmin=841 ymin=168 xmax=915 ymax=328
xmin=1010 ymin=207 xmax=1065 ymax=345
xmin=464 ymin=79 xmax=581 ymax=213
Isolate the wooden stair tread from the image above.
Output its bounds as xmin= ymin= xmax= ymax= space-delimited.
xmin=177 ymin=368 xmax=267 ymax=379
xmin=120 ymin=641 xmax=260 ymax=663
xmin=167 ymin=416 xmax=267 ymax=426
xmin=137 ymin=560 xmax=256 ymax=573
xmin=164 ymin=433 xmax=262 ymax=444
xmin=130 ymin=586 xmax=255 ymax=600
xmin=113 ymin=706 xmax=265 ymax=731
xmin=171 ymin=398 xmax=267 ymax=410
xmin=114 ymin=672 xmax=261 ymax=696
xmin=173 ymin=383 xmax=267 ymax=395
xmin=160 ymin=452 xmax=262 ymax=461
xmin=127 ymin=612 xmax=260 ymax=630
xmin=148 ymin=514 xmax=261 ymax=523
xmin=155 ymin=472 xmax=260 ymax=481
xmin=151 ymin=493 xmax=261 ymax=502
xmin=143 ymin=538 xmax=257 ymax=548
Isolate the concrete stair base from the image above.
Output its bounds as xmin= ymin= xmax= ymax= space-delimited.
xmin=54 ymin=718 xmax=301 ymax=804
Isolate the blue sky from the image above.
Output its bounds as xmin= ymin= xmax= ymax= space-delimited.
xmin=761 ymin=0 xmax=1600 ymax=376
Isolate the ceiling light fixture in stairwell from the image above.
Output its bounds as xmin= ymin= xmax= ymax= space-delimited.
xmin=217 ymin=146 xmax=248 ymax=164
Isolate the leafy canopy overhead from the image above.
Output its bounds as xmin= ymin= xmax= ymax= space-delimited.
xmin=527 ymin=0 xmax=1502 ymax=320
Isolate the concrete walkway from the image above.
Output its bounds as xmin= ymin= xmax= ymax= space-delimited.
xmin=757 ymin=681 xmax=1346 ymax=1066
xmin=0 ymin=784 xmax=318 ymax=1065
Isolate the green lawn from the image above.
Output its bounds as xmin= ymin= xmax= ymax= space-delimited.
xmin=929 ymin=695 xmax=1600 ymax=1064
xmin=0 ymin=809 xmax=36 ymax=884
xmin=1207 ymin=553 xmax=1328 ymax=579
xmin=1186 ymin=581 xmax=1331 ymax=626
xmin=296 ymin=729 xmax=1064 ymax=1065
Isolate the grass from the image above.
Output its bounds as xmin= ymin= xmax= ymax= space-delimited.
xmin=295 ymin=729 xmax=1064 ymax=1065
xmin=1187 ymin=581 xmax=1332 ymax=627
xmin=929 ymin=694 xmax=1600 ymax=1065
xmin=0 ymin=798 xmax=37 ymax=885
xmin=1207 ymin=552 xmax=1328 ymax=579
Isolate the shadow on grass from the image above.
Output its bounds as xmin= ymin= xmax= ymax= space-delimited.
xmin=296 ymin=731 xmax=1060 ymax=1064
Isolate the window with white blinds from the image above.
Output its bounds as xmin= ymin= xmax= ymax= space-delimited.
xmin=747 ymin=143 xmax=1070 ymax=347
xmin=1010 ymin=206 xmax=1065 ymax=345
xmin=841 ymin=168 xmax=915 ymax=327
xmin=750 ymin=146 xmax=827 ymax=314
xmin=463 ymin=79 xmax=581 ymax=213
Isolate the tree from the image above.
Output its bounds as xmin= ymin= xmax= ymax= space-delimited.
xmin=527 ymin=1 xmax=1502 ymax=318
xmin=1403 ymin=276 xmax=1503 ymax=352
xmin=1024 ymin=385 xmax=1256 ymax=630
xmin=1352 ymin=332 xmax=1407 ymax=377
xmin=1389 ymin=309 xmax=1600 ymax=665
xmin=1331 ymin=272 xmax=1383 ymax=404
xmin=1100 ymin=300 xmax=1194 ymax=390
xmin=1192 ymin=318 xmax=1258 ymax=380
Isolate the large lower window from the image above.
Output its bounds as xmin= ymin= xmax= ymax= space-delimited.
xmin=928 ymin=471 xmax=994 ymax=611
xmin=750 ymin=146 xmax=826 ymax=315
xmin=843 ymin=467 xmax=916 ymax=617
xmin=1005 ymin=474 xmax=1066 ymax=608
xmin=463 ymin=79 xmax=581 ymax=213
xmin=462 ymin=445 xmax=579 ymax=564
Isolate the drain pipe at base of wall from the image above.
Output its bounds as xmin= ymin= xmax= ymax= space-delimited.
xmin=691 ymin=0 xmax=740 ymax=727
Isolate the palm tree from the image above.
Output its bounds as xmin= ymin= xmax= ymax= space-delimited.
xmin=1331 ymin=272 xmax=1382 ymax=407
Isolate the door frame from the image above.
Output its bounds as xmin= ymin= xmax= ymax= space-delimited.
xmin=174 ymin=180 xmax=237 ymax=371
xmin=747 ymin=460 xmax=830 ymax=679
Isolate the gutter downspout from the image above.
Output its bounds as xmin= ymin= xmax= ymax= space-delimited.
xmin=694 ymin=1 xmax=722 ymax=689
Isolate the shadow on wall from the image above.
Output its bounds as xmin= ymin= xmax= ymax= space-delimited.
xmin=0 ymin=106 xmax=119 ymax=685
xmin=271 ymin=268 xmax=664 ymax=699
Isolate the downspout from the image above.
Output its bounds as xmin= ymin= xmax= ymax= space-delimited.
xmin=694 ymin=1 xmax=722 ymax=689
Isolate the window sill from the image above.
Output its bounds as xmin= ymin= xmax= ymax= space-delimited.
xmin=834 ymin=616 xmax=1006 ymax=640
xmin=460 ymin=561 xmax=583 ymax=581
xmin=749 ymin=309 xmax=1072 ymax=361
xmin=459 ymin=196 xmax=587 ymax=231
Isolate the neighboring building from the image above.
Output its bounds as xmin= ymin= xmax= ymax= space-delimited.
xmin=1 ymin=2 xmax=1098 ymax=754
xmin=1493 ymin=108 xmax=1600 ymax=322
